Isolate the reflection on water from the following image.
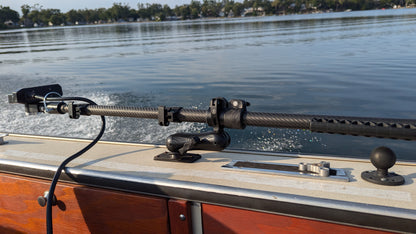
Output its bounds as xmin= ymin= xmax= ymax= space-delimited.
xmin=2 ymin=9 xmax=416 ymax=63
xmin=1 ymin=9 xmax=416 ymax=159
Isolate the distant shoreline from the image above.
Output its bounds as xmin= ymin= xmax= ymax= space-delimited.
xmin=2 ymin=4 xmax=415 ymax=31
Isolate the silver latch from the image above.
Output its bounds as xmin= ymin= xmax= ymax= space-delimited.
xmin=222 ymin=160 xmax=349 ymax=182
xmin=298 ymin=161 xmax=330 ymax=177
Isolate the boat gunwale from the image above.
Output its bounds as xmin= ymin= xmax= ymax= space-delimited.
xmin=0 ymin=157 xmax=415 ymax=233
xmin=4 ymin=133 xmax=416 ymax=165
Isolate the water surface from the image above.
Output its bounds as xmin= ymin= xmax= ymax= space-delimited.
xmin=1 ymin=8 xmax=416 ymax=160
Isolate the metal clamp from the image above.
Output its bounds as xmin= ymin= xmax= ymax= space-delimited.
xmin=298 ymin=161 xmax=331 ymax=177
xmin=207 ymin=98 xmax=228 ymax=132
xmin=158 ymin=106 xmax=182 ymax=126
xmin=68 ymin=102 xmax=81 ymax=119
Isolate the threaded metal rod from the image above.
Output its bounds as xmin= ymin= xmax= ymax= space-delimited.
xmin=85 ymin=105 xmax=158 ymax=119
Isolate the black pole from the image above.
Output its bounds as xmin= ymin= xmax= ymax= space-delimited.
xmin=72 ymin=104 xmax=416 ymax=141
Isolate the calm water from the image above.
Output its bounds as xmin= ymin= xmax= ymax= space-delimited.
xmin=1 ymin=9 xmax=416 ymax=160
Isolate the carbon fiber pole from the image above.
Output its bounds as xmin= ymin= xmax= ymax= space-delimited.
xmin=16 ymin=84 xmax=415 ymax=140
xmin=78 ymin=105 xmax=416 ymax=141
xmin=84 ymin=105 xmax=208 ymax=123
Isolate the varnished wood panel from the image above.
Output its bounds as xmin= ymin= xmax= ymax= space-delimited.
xmin=0 ymin=172 xmax=169 ymax=234
xmin=202 ymin=204 xmax=391 ymax=234
xmin=168 ymin=199 xmax=192 ymax=234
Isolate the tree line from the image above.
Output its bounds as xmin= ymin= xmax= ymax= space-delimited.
xmin=1 ymin=0 xmax=415 ymax=29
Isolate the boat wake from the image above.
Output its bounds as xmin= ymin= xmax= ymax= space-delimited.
xmin=0 ymin=76 xmax=317 ymax=152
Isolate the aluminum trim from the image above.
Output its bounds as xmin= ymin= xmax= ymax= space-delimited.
xmin=190 ymin=202 xmax=203 ymax=234
xmin=0 ymin=158 xmax=414 ymax=220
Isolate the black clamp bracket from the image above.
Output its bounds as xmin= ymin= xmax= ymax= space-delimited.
xmin=207 ymin=97 xmax=228 ymax=132
xmin=207 ymin=97 xmax=250 ymax=132
xmin=68 ymin=102 xmax=81 ymax=119
xmin=158 ymin=106 xmax=182 ymax=126
xmin=155 ymin=97 xmax=248 ymax=163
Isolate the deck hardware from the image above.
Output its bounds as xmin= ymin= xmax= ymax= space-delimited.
xmin=361 ymin=146 xmax=405 ymax=186
xmin=154 ymin=152 xmax=201 ymax=163
xmin=68 ymin=102 xmax=81 ymax=119
xmin=37 ymin=191 xmax=57 ymax=207
xmin=0 ymin=133 xmax=8 ymax=145
xmin=179 ymin=214 xmax=186 ymax=221
xmin=158 ymin=106 xmax=182 ymax=126
xmin=222 ymin=160 xmax=349 ymax=182
xmin=298 ymin=161 xmax=331 ymax=177
xmin=155 ymin=98 xmax=245 ymax=163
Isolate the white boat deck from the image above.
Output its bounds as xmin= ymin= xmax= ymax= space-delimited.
xmin=1 ymin=134 xmax=415 ymax=210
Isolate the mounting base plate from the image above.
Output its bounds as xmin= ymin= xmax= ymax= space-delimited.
xmin=361 ymin=171 xmax=405 ymax=186
xmin=154 ymin=152 xmax=201 ymax=163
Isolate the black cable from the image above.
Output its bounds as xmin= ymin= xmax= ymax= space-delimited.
xmin=39 ymin=96 xmax=106 ymax=234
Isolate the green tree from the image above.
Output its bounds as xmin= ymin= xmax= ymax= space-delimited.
xmin=128 ymin=9 xmax=139 ymax=21
xmin=232 ymin=2 xmax=244 ymax=16
xmin=163 ymin=4 xmax=173 ymax=18
xmin=223 ymin=0 xmax=235 ymax=16
xmin=148 ymin=3 xmax=163 ymax=20
xmin=175 ymin=5 xmax=191 ymax=19
xmin=28 ymin=11 xmax=41 ymax=25
xmin=38 ymin=9 xmax=64 ymax=25
xmin=0 ymin=5 xmax=20 ymax=25
xmin=87 ymin=9 xmax=102 ymax=23
xmin=97 ymin=8 xmax=111 ymax=21
xmin=109 ymin=3 xmax=131 ymax=21
xmin=271 ymin=0 xmax=281 ymax=13
xmin=65 ymin=10 xmax=83 ymax=24
xmin=190 ymin=0 xmax=202 ymax=18
xmin=49 ymin=12 xmax=65 ymax=25
xmin=201 ymin=0 xmax=221 ymax=17
xmin=21 ymin=4 xmax=30 ymax=18
xmin=20 ymin=4 xmax=32 ymax=26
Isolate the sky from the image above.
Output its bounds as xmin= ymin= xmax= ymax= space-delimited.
xmin=2 ymin=0 xmax=196 ymax=13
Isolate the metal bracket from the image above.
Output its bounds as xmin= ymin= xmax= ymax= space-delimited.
xmin=68 ymin=102 xmax=80 ymax=119
xmin=154 ymin=152 xmax=201 ymax=163
xmin=298 ymin=161 xmax=331 ymax=177
xmin=207 ymin=98 xmax=228 ymax=132
xmin=222 ymin=160 xmax=350 ymax=182
xmin=158 ymin=106 xmax=182 ymax=126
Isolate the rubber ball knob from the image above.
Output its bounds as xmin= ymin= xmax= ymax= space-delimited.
xmin=370 ymin=146 xmax=396 ymax=170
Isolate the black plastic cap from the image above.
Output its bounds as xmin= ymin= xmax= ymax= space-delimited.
xmin=9 ymin=84 xmax=62 ymax=104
